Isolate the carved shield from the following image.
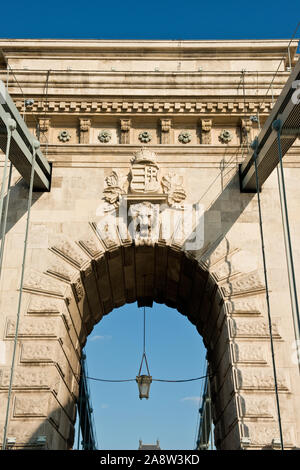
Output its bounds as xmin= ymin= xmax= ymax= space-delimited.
xmin=130 ymin=163 xmax=160 ymax=193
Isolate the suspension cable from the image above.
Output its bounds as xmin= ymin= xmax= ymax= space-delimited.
xmin=0 ymin=162 xmax=13 ymax=280
xmin=273 ymin=120 xmax=300 ymax=370
xmin=0 ymin=119 xmax=16 ymax=284
xmin=257 ymin=22 xmax=300 ymax=112
xmin=252 ymin=137 xmax=284 ymax=450
xmin=2 ymin=138 xmax=39 ymax=450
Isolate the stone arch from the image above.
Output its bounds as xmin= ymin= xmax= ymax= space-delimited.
xmin=2 ymin=219 xmax=291 ymax=450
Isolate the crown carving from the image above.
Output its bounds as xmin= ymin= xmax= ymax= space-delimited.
xmin=131 ymin=148 xmax=157 ymax=165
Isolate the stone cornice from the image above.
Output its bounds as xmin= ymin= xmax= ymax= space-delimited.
xmin=1 ymin=70 xmax=291 ymax=91
xmin=0 ymin=39 xmax=298 ymax=60
xmin=41 ymin=144 xmax=300 ymax=167
xmin=18 ymin=99 xmax=274 ymax=115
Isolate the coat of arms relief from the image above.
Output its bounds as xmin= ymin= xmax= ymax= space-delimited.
xmin=101 ymin=148 xmax=187 ymax=245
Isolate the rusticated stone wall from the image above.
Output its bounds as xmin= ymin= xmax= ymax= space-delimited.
xmin=0 ymin=39 xmax=299 ymax=450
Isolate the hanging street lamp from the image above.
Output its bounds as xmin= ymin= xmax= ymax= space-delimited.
xmin=136 ymin=373 xmax=152 ymax=400
xmin=136 ymin=302 xmax=152 ymax=399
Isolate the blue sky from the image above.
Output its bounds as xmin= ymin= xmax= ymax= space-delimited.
xmin=2 ymin=0 xmax=299 ymax=450
xmin=82 ymin=303 xmax=207 ymax=450
xmin=0 ymin=0 xmax=299 ymax=40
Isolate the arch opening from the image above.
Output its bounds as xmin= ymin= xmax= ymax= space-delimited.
xmin=7 ymin=231 xmax=270 ymax=450
xmin=76 ymin=301 xmax=209 ymax=450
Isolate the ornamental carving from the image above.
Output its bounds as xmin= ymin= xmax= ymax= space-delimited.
xmin=161 ymin=173 xmax=187 ymax=208
xmin=102 ymin=170 xmax=127 ymax=211
xmin=225 ymin=299 xmax=261 ymax=314
xmin=98 ymin=129 xmax=112 ymax=143
xmin=102 ymin=149 xmax=187 ymax=212
xmin=138 ymin=131 xmax=152 ymax=143
xmin=233 ymin=343 xmax=267 ymax=363
xmin=27 ymin=295 xmax=61 ymax=314
xmin=240 ymin=118 xmax=252 ymax=145
xmin=21 ymin=342 xmax=55 ymax=362
xmin=200 ymin=119 xmax=212 ymax=144
xmin=51 ymin=238 xmax=88 ymax=268
xmin=236 ymin=368 xmax=289 ymax=390
xmin=73 ymin=278 xmax=84 ymax=303
xmin=160 ymin=119 xmax=172 ymax=144
xmin=219 ymin=129 xmax=232 ymax=143
xmin=0 ymin=368 xmax=49 ymax=389
xmin=58 ymin=130 xmax=71 ymax=143
xmin=6 ymin=317 xmax=57 ymax=338
xmin=23 ymin=270 xmax=64 ymax=296
xmin=79 ymin=118 xmax=91 ymax=144
xmin=130 ymin=149 xmax=160 ymax=193
xmin=14 ymin=395 xmax=49 ymax=417
xmin=120 ymin=119 xmax=131 ymax=144
xmin=129 ymin=202 xmax=160 ymax=246
xmin=178 ymin=131 xmax=191 ymax=144
xmin=221 ymin=271 xmax=265 ymax=297
xmin=230 ymin=318 xmax=280 ymax=338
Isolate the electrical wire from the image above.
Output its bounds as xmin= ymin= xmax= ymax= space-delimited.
xmin=86 ymin=373 xmax=211 ymax=383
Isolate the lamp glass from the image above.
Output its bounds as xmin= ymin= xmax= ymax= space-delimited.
xmin=136 ymin=375 xmax=152 ymax=399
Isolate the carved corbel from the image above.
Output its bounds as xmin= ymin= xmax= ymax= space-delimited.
xmin=79 ymin=118 xmax=91 ymax=144
xmin=200 ymin=119 xmax=212 ymax=144
xmin=160 ymin=119 xmax=172 ymax=144
xmin=37 ymin=118 xmax=50 ymax=143
xmin=240 ymin=118 xmax=252 ymax=146
xmin=120 ymin=119 xmax=131 ymax=144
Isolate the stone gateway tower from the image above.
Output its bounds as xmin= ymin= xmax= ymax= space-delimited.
xmin=0 ymin=39 xmax=300 ymax=450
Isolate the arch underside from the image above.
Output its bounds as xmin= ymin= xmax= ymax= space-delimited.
xmin=2 ymin=221 xmax=294 ymax=450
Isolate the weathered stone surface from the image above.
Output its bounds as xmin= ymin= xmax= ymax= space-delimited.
xmin=0 ymin=39 xmax=300 ymax=451
xmin=13 ymin=393 xmax=50 ymax=417
xmin=232 ymin=342 xmax=268 ymax=364
xmin=0 ymin=367 xmax=51 ymax=389
xmin=6 ymin=317 xmax=59 ymax=338
xmin=229 ymin=317 xmax=280 ymax=338
xmin=238 ymin=394 xmax=275 ymax=418
xmin=235 ymin=368 xmax=289 ymax=391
